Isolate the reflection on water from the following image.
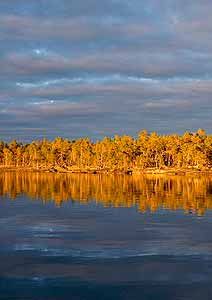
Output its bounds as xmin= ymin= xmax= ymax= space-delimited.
xmin=0 ymin=171 xmax=212 ymax=214
xmin=1 ymin=172 xmax=212 ymax=299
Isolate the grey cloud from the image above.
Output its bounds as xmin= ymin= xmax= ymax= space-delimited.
xmin=2 ymin=48 xmax=212 ymax=81
xmin=13 ymin=76 xmax=212 ymax=103
xmin=2 ymin=100 xmax=104 ymax=119
xmin=144 ymin=99 xmax=191 ymax=109
xmin=0 ymin=0 xmax=139 ymax=19
xmin=0 ymin=15 xmax=152 ymax=43
xmin=5 ymin=78 xmax=211 ymax=128
xmin=0 ymin=0 xmax=212 ymax=140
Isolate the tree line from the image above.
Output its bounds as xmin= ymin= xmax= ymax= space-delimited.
xmin=0 ymin=129 xmax=211 ymax=171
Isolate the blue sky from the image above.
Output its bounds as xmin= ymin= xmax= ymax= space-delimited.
xmin=0 ymin=0 xmax=212 ymax=141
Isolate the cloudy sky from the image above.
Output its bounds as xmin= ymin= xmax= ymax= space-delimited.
xmin=0 ymin=0 xmax=212 ymax=141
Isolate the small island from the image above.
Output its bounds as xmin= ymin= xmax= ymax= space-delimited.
xmin=0 ymin=129 xmax=211 ymax=174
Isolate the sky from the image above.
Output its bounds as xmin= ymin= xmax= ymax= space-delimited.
xmin=0 ymin=0 xmax=212 ymax=141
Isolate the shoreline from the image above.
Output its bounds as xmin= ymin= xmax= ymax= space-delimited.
xmin=0 ymin=166 xmax=212 ymax=175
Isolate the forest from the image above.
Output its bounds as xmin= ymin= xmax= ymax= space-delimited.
xmin=0 ymin=129 xmax=212 ymax=173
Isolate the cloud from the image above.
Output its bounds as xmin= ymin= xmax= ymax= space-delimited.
xmin=1 ymin=100 xmax=104 ymax=119
xmin=2 ymin=47 xmax=212 ymax=82
xmin=144 ymin=99 xmax=191 ymax=109
xmin=13 ymin=76 xmax=212 ymax=104
xmin=0 ymin=0 xmax=212 ymax=140
xmin=0 ymin=0 xmax=133 ymax=18
xmin=0 ymin=15 xmax=151 ymax=43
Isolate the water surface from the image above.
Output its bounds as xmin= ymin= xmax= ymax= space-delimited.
xmin=1 ymin=172 xmax=212 ymax=299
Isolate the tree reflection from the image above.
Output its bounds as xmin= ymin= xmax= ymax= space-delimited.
xmin=0 ymin=172 xmax=212 ymax=215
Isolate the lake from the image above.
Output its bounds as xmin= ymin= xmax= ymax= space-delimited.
xmin=0 ymin=172 xmax=212 ymax=299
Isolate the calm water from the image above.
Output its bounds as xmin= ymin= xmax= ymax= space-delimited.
xmin=1 ymin=172 xmax=212 ymax=299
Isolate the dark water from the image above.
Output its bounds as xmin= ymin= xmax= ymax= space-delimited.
xmin=1 ymin=172 xmax=212 ymax=299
